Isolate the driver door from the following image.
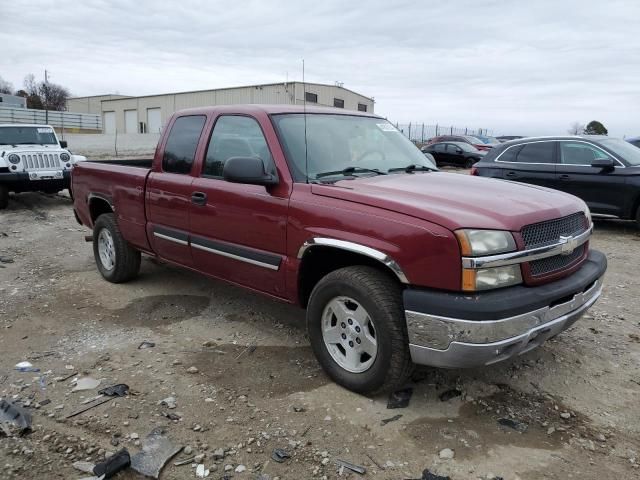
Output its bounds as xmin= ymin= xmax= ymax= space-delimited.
xmin=189 ymin=114 xmax=289 ymax=297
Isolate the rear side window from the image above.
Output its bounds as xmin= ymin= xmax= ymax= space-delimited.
xmin=433 ymin=143 xmax=447 ymax=152
xmin=496 ymin=145 xmax=522 ymax=162
xmin=203 ymin=115 xmax=275 ymax=178
xmin=162 ymin=115 xmax=206 ymax=174
xmin=514 ymin=142 xmax=555 ymax=164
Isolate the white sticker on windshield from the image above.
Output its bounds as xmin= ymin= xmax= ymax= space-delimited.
xmin=376 ymin=123 xmax=399 ymax=132
xmin=37 ymin=128 xmax=53 ymax=133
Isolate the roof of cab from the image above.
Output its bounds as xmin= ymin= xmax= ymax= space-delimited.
xmin=170 ymin=104 xmax=381 ymax=118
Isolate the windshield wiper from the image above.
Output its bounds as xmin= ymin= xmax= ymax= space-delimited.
xmin=387 ymin=164 xmax=435 ymax=173
xmin=315 ymin=166 xmax=387 ymax=179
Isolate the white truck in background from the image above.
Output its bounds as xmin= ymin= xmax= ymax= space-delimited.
xmin=0 ymin=124 xmax=86 ymax=209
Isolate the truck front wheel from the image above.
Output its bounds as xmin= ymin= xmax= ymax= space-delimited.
xmin=0 ymin=185 xmax=8 ymax=210
xmin=306 ymin=266 xmax=414 ymax=394
xmin=93 ymin=213 xmax=141 ymax=283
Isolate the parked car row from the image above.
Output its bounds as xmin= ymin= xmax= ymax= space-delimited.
xmin=421 ymin=141 xmax=485 ymax=168
xmin=472 ymin=135 xmax=640 ymax=226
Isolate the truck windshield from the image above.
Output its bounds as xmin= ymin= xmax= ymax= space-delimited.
xmin=271 ymin=114 xmax=437 ymax=182
xmin=0 ymin=126 xmax=58 ymax=146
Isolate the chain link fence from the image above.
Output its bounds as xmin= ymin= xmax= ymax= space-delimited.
xmin=393 ymin=123 xmax=493 ymax=143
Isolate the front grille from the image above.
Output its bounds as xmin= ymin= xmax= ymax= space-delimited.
xmin=521 ymin=212 xmax=588 ymax=277
xmin=20 ymin=153 xmax=61 ymax=170
xmin=529 ymin=244 xmax=585 ymax=276
xmin=522 ymin=212 xmax=587 ymax=249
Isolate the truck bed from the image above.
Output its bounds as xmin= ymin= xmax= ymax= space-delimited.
xmin=72 ymin=160 xmax=152 ymax=252
xmin=86 ymin=158 xmax=154 ymax=168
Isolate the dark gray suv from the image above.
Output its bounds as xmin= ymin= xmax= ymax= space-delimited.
xmin=472 ymin=136 xmax=640 ymax=226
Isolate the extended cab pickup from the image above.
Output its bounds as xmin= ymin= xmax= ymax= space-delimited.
xmin=72 ymin=105 xmax=607 ymax=394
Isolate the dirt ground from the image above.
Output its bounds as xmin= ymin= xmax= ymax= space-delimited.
xmin=1 ymin=189 xmax=639 ymax=480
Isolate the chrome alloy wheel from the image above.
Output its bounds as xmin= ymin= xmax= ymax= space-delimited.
xmin=321 ymin=296 xmax=378 ymax=373
xmin=97 ymin=228 xmax=116 ymax=271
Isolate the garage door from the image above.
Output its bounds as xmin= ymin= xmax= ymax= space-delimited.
xmin=125 ymin=110 xmax=138 ymax=134
xmin=147 ymin=108 xmax=162 ymax=134
xmin=103 ymin=111 xmax=116 ymax=134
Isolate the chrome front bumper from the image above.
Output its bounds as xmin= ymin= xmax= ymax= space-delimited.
xmin=407 ymin=276 xmax=603 ymax=368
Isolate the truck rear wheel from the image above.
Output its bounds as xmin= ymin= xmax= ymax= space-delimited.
xmin=93 ymin=213 xmax=141 ymax=283
xmin=306 ymin=266 xmax=414 ymax=394
xmin=0 ymin=186 xmax=8 ymax=210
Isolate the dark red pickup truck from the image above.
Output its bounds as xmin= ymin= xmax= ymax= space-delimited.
xmin=72 ymin=105 xmax=607 ymax=394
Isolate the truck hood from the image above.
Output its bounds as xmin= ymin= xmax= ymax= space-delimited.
xmin=1 ymin=145 xmax=66 ymax=154
xmin=311 ymin=172 xmax=586 ymax=231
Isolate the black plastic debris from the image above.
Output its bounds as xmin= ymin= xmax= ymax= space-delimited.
xmin=439 ymin=389 xmax=462 ymax=402
xmin=99 ymin=384 xmax=130 ymax=397
xmin=93 ymin=448 xmax=130 ymax=478
xmin=387 ymin=387 xmax=413 ymax=409
xmin=138 ymin=341 xmax=156 ymax=349
xmin=0 ymin=399 xmax=32 ymax=436
xmin=497 ymin=417 xmax=528 ymax=433
xmin=271 ymin=448 xmax=291 ymax=463
xmin=163 ymin=412 xmax=181 ymax=421
xmin=335 ymin=459 xmax=366 ymax=475
xmin=417 ymin=468 xmax=452 ymax=480
xmin=130 ymin=427 xmax=181 ymax=479
xmin=381 ymin=414 xmax=402 ymax=425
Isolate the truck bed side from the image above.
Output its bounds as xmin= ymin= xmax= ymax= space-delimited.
xmin=72 ymin=161 xmax=152 ymax=252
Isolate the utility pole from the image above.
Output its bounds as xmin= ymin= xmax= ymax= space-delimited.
xmin=44 ymin=69 xmax=49 ymax=125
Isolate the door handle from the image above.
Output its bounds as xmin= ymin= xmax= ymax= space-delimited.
xmin=505 ymin=171 xmax=518 ymax=178
xmin=191 ymin=191 xmax=207 ymax=206
xmin=559 ymin=174 xmax=570 ymax=181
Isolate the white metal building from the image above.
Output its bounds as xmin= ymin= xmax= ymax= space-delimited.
xmin=67 ymin=82 xmax=375 ymax=134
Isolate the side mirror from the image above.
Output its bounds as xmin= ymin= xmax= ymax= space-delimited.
xmin=223 ymin=156 xmax=278 ymax=186
xmin=591 ymin=158 xmax=615 ymax=170
xmin=59 ymin=140 xmax=68 ymax=148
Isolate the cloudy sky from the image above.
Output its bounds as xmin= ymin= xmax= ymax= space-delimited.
xmin=2 ymin=0 xmax=638 ymax=136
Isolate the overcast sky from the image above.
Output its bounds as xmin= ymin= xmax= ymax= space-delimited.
xmin=1 ymin=0 xmax=638 ymax=136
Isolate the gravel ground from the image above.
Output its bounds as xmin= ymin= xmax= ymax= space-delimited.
xmin=0 ymin=189 xmax=639 ymax=480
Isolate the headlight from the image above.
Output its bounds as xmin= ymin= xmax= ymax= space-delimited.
xmin=8 ymin=154 xmax=20 ymax=164
xmin=462 ymin=265 xmax=523 ymax=291
xmin=455 ymin=229 xmax=516 ymax=256
xmin=60 ymin=152 xmax=70 ymax=161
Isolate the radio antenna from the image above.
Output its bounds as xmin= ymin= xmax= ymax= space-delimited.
xmin=302 ymin=59 xmax=309 ymax=184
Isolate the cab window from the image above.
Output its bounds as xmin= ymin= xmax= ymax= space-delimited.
xmin=203 ymin=116 xmax=275 ymax=178
xmin=162 ymin=115 xmax=206 ymax=174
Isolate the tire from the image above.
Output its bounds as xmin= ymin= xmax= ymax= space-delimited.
xmin=93 ymin=213 xmax=141 ymax=283
xmin=636 ymin=205 xmax=640 ymax=229
xmin=464 ymin=158 xmax=474 ymax=169
xmin=306 ymin=266 xmax=414 ymax=395
xmin=0 ymin=185 xmax=8 ymax=210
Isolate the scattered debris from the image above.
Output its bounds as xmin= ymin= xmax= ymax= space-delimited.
xmin=14 ymin=361 xmax=40 ymax=372
xmin=163 ymin=411 xmax=181 ymax=421
xmin=335 ymin=459 xmax=366 ymax=475
xmin=235 ymin=465 xmax=247 ymax=473
xmin=0 ymin=399 xmax=32 ymax=436
xmin=37 ymin=399 xmax=51 ymax=407
xmin=0 ymin=256 xmax=14 ymax=263
xmin=497 ymin=418 xmax=528 ymax=433
xmin=560 ymin=412 xmax=572 ymax=419
xmin=271 ymin=448 xmax=291 ymax=463
xmin=186 ymin=366 xmax=199 ymax=374
xmin=387 ymin=387 xmax=413 ymax=409
xmin=196 ymin=464 xmax=210 ymax=478
xmin=72 ymin=377 xmax=102 ymax=392
xmin=381 ymin=414 xmax=403 ymax=425
xmin=235 ymin=344 xmax=257 ymax=360
xmin=159 ymin=396 xmax=177 ymax=409
xmin=365 ymin=453 xmax=385 ymax=471
xmin=138 ymin=341 xmax=156 ymax=349
xmin=439 ymin=448 xmax=455 ymax=460
xmin=55 ymin=371 xmax=77 ymax=382
xmin=173 ymin=456 xmax=195 ymax=466
xmin=412 ymin=469 xmax=452 ymax=480
xmin=93 ymin=448 xmax=130 ymax=479
xmin=439 ymin=389 xmax=462 ymax=402
xmin=130 ymin=427 xmax=181 ymax=479
xmin=72 ymin=461 xmax=96 ymax=474
xmin=66 ymin=384 xmax=129 ymax=418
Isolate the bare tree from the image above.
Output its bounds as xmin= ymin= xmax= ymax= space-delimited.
xmin=568 ymin=122 xmax=585 ymax=135
xmin=21 ymin=73 xmax=70 ymax=110
xmin=0 ymin=76 xmax=13 ymax=94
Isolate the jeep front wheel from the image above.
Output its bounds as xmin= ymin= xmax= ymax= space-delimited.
xmin=306 ymin=266 xmax=413 ymax=394
xmin=93 ymin=213 xmax=141 ymax=283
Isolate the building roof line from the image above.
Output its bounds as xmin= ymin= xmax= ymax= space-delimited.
xmin=71 ymin=81 xmax=374 ymax=103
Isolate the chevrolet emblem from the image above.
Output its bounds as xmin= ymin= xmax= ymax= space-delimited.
xmin=559 ymin=235 xmax=578 ymax=255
